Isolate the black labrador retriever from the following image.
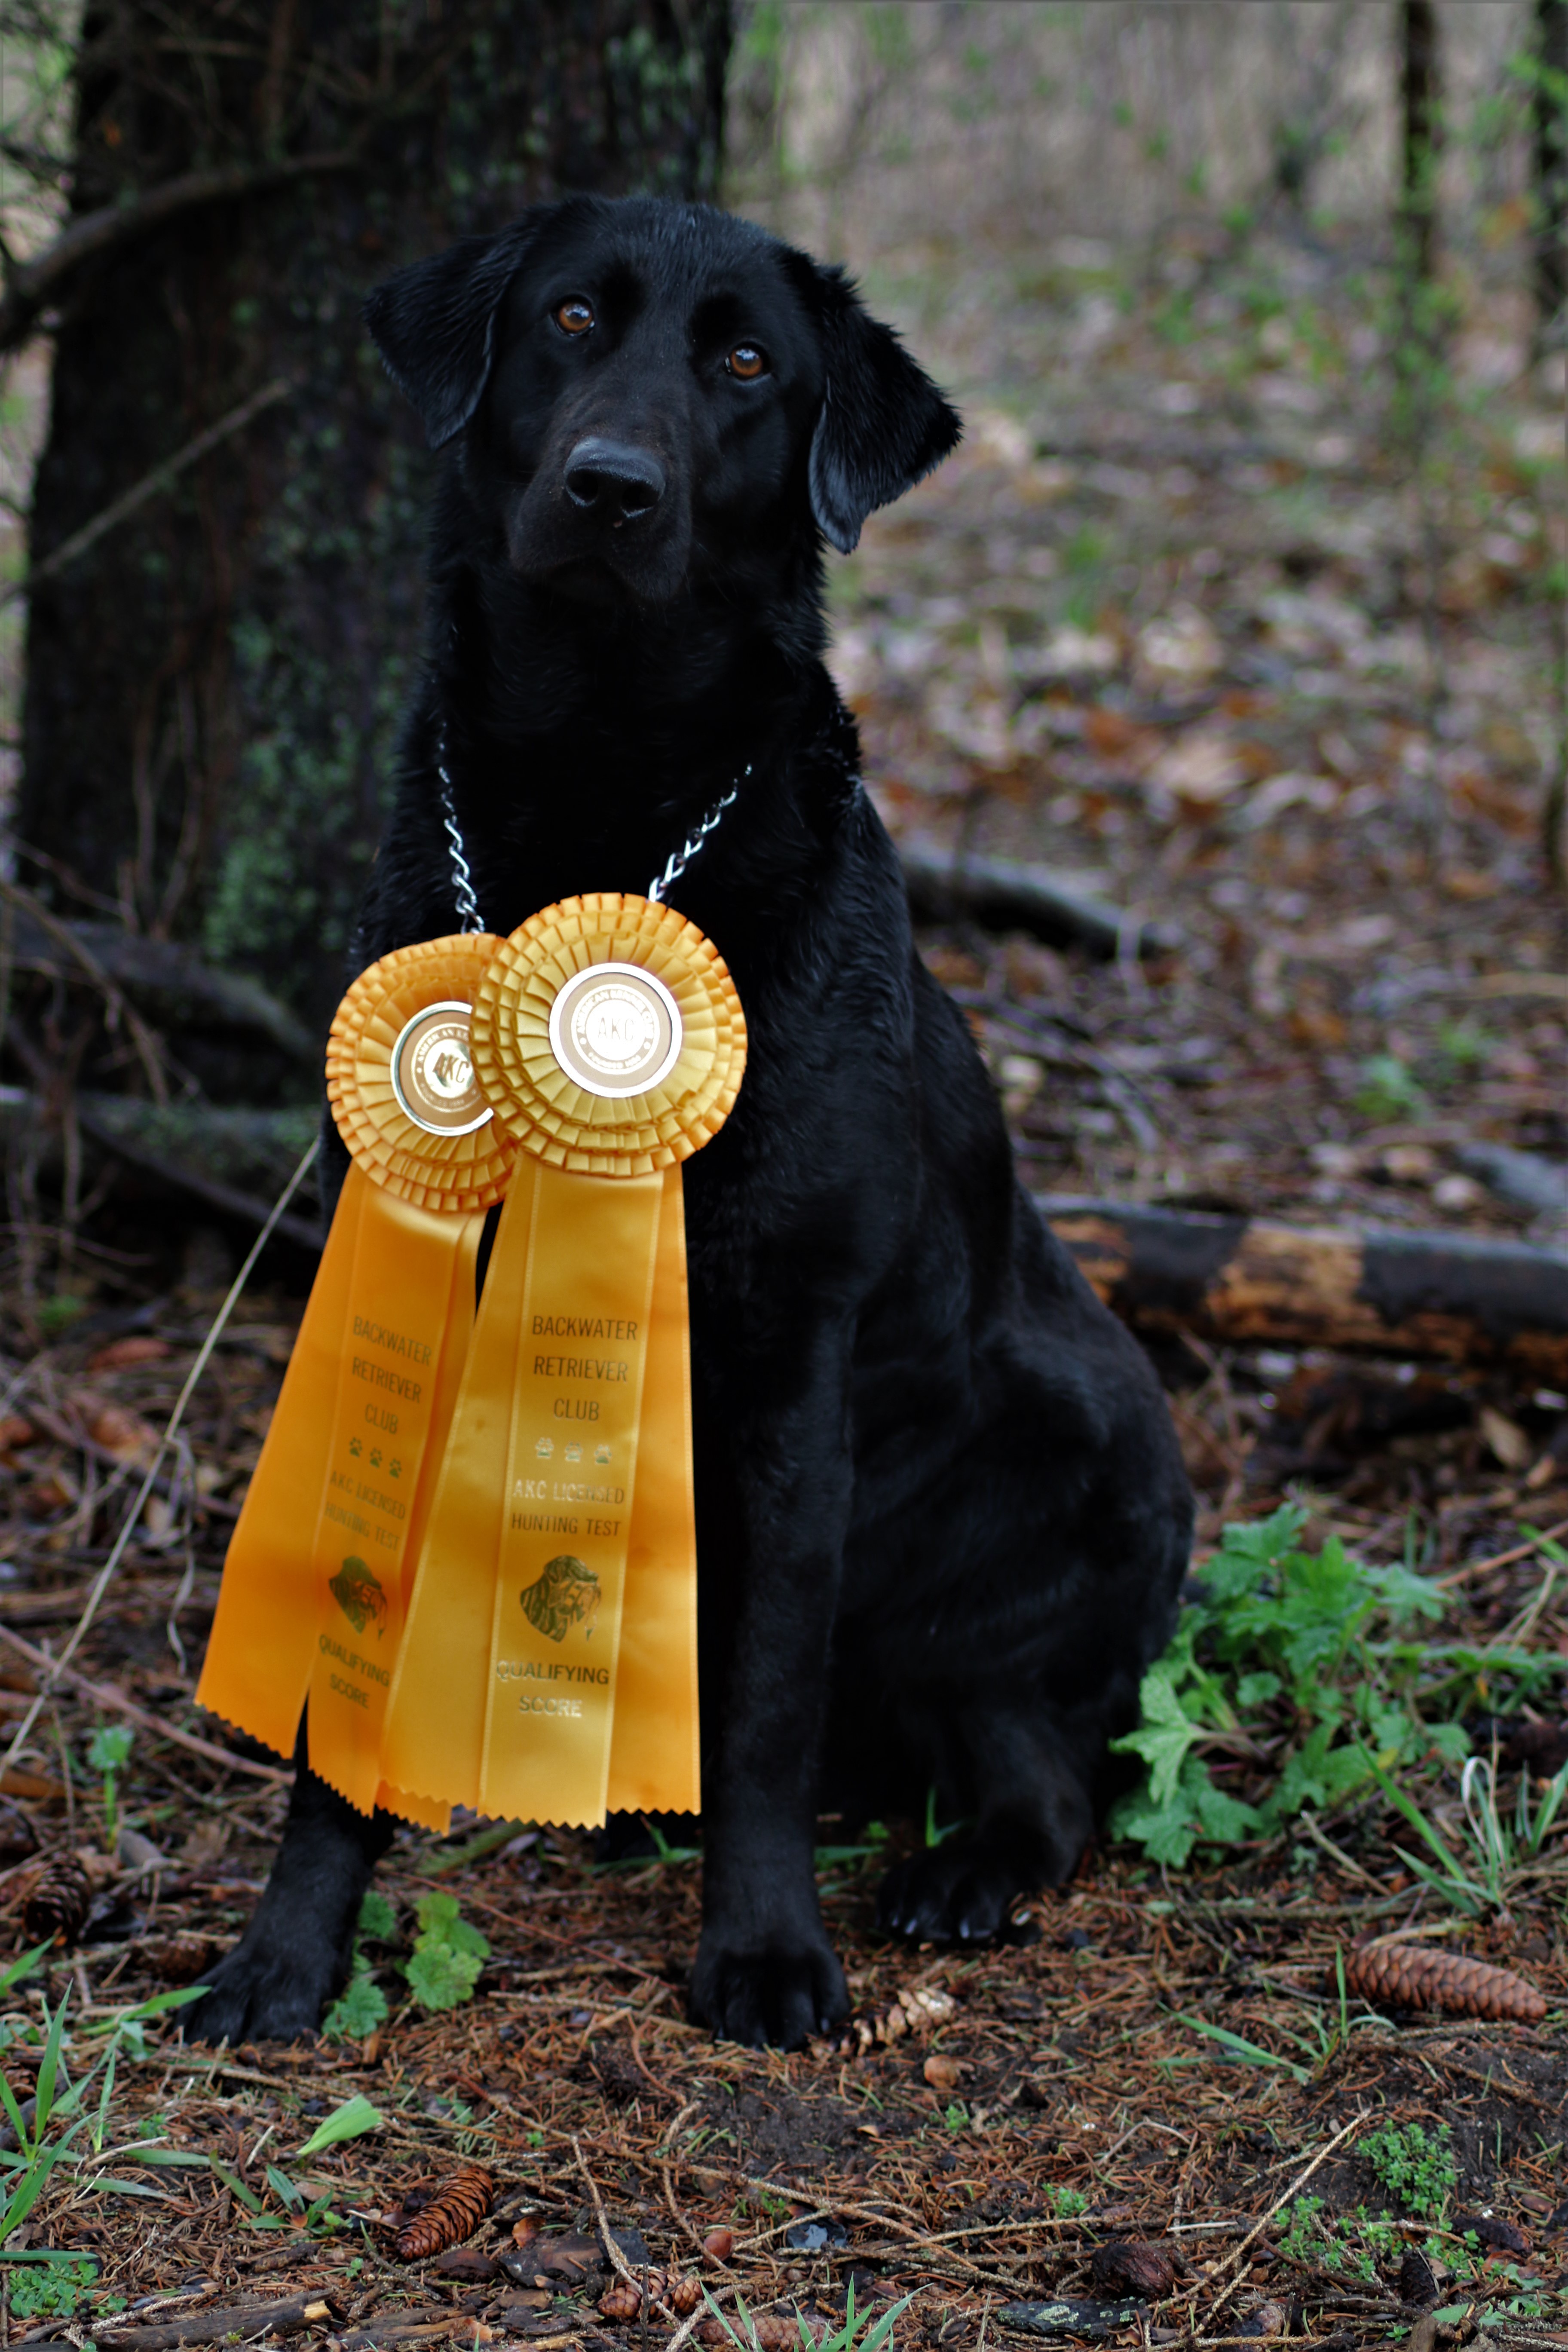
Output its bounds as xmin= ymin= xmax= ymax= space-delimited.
xmin=188 ymin=195 xmax=1191 ymax=2052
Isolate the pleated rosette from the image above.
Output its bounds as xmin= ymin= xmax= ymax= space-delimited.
xmin=469 ymin=893 xmax=747 ymax=1177
xmin=327 ymin=933 xmax=516 ymax=1210
xmin=381 ymin=895 xmax=745 ymax=1828
xmin=199 ymin=932 xmax=513 ymax=1830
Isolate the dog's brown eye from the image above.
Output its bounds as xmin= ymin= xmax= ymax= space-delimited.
xmin=554 ymin=299 xmax=595 ymax=337
xmin=726 ymin=343 xmax=767 ymax=381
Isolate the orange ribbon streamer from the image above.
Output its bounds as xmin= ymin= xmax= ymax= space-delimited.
xmin=197 ymin=936 xmax=513 ymax=1826
xmin=382 ymin=894 xmax=742 ymax=1828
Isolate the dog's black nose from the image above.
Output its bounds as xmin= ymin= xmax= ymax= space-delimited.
xmin=563 ymin=438 xmax=666 ymax=525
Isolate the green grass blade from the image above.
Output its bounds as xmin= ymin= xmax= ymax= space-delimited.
xmin=30 ymin=1986 xmax=70 ymax=2140
xmin=295 ymin=2094 xmax=383 ymax=2158
xmin=204 ymin=2154 xmax=263 ymax=2214
xmin=1176 ymin=2012 xmax=1310 ymax=2082
xmin=0 ymin=1945 xmax=51 ymax=1999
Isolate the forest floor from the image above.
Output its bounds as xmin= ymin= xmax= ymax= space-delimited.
xmin=0 ymin=214 xmax=1562 ymax=2348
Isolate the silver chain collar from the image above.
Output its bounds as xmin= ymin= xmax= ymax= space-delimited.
xmin=435 ymin=726 xmax=750 ymax=931
xmin=435 ymin=730 xmax=484 ymax=936
xmin=647 ymin=764 xmax=752 ymax=903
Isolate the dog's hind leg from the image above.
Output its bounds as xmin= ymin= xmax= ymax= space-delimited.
xmin=183 ymin=1713 xmax=394 ymax=2043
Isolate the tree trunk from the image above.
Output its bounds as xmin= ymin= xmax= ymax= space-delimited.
xmin=16 ymin=0 xmax=731 ymax=1068
xmin=1400 ymin=0 xmax=1442 ymax=283
xmin=1536 ymin=0 xmax=1568 ymax=356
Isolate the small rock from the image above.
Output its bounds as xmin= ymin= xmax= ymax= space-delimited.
xmin=997 ymin=2299 xmax=1145 ymax=2340
xmin=784 ymin=2220 xmax=848 ymax=2253
xmin=1090 ymin=2245 xmax=1177 ymax=2300
xmin=117 ymin=1826 xmax=168 ymax=1874
xmin=1237 ymin=2301 xmax=1289 ymax=2339
xmin=1455 ymin=1142 xmax=1567 ymax=1219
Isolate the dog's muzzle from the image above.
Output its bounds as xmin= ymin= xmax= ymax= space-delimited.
xmin=563 ymin=437 xmax=666 ymax=527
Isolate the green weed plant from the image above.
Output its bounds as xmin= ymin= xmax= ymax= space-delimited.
xmin=1108 ymin=1505 xmax=1476 ymax=1868
xmin=1361 ymin=2121 xmax=1459 ymax=2223
xmin=322 ymin=1885 xmax=490 ymax=2036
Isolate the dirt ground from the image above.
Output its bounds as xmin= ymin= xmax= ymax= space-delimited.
xmin=0 ymin=55 xmax=1563 ymax=2352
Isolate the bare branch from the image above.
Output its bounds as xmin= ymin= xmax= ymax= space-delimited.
xmin=0 ymin=147 xmax=356 ymax=351
xmin=2 ymin=373 xmax=291 ymax=607
xmin=0 ymin=873 xmax=168 ymax=1102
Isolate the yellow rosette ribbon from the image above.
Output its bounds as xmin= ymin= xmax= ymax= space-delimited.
xmin=197 ymin=935 xmax=514 ymax=1828
xmin=380 ymin=894 xmax=746 ymax=1829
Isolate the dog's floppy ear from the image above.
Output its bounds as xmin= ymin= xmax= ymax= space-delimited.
xmin=798 ymin=262 xmax=962 ymax=554
xmin=364 ymin=217 xmax=544 ymax=449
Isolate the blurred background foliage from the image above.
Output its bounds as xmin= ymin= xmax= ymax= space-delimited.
xmin=0 ymin=0 xmax=1559 ymax=1305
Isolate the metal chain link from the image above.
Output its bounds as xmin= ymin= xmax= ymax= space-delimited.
xmin=435 ymin=727 xmax=751 ymax=928
xmin=435 ymin=726 xmax=484 ymax=934
xmin=648 ymin=764 xmax=752 ymax=903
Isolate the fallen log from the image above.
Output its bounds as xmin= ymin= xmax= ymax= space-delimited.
xmin=5 ymin=906 xmax=315 ymax=1060
xmin=0 ymin=1086 xmax=320 ymax=1250
xmin=1038 ymin=1195 xmax=1568 ymax=1381
xmin=898 ymin=837 xmax=1182 ymax=959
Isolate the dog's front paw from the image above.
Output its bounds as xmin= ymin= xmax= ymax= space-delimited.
xmin=182 ymin=1926 xmax=340 ymax=2045
xmin=875 ymin=1840 xmax=1033 ymax=1945
xmin=690 ymin=1931 xmax=849 ymax=2050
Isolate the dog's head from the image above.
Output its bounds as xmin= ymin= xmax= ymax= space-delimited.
xmin=364 ymin=196 xmax=961 ymax=607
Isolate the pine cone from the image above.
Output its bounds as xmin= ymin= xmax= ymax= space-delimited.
xmin=598 ymin=2270 xmax=701 ymax=2322
xmin=1342 ymin=1943 xmax=1546 ymax=2024
xmin=394 ymin=2162 xmax=495 ymax=2261
xmin=835 ymin=1983 xmax=955 ymax=2053
xmin=22 ymin=1854 xmax=90 ymax=1947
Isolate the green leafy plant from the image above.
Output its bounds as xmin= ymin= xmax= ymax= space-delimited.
xmin=323 ymin=1888 xmax=396 ymax=2042
xmin=1277 ymin=2195 xmax=1326 ymax=2267
xmin=1043 ymin=2185 xmax=1089 ymax=2217
xmin=1360 ymin=2121 xmax=1458 ymax=2223
xmin=1108 ymin=1505 xmax=1456 ymax=1867
xmin=1353 ymin=1053 xmax=1426 ymax=1121
xmin=0 ymin=2252 xmax=96 ymax=2317
xmin=87 ymin=1725 xmax=134 ymax=1849
xmin=402 ymin=1891 xmax=489 ymax=2014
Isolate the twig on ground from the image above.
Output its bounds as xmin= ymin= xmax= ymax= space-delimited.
xmin=0 ymin=1139 xmax=318 ymax=1779
xmin=1202 ymin=2114 xmax=1365 ymax=2324
xmin=1434 ymin=1515 xmax=1568 ymax=1589
xmin=0 ymin=1621 xmax=288 ymax=1782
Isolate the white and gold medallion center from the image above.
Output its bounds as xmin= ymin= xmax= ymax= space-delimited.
xmin=548 ymin=962 xmax=684 ymax=1099
xmin=390 ymin=1000 xmax=493 ymax=1136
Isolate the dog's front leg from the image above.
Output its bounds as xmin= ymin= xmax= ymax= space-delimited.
xmin=689 ymin=1336 xmax=854 ymax=2051
xmin=184 ymin=1713 xmax=394 ymax=2043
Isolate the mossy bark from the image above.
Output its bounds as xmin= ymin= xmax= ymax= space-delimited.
xmin=18 ymin=0 xmax=731 ymax=1070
